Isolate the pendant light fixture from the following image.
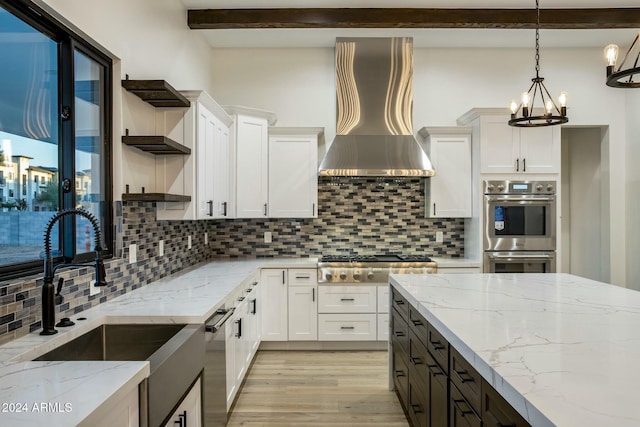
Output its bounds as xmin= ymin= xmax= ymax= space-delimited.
xmin=604 ymin=32 xmax=640 ymax=88
xmin=508 ymin=0 xmax=568 ymax=127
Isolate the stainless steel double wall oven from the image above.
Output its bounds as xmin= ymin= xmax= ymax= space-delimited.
xmin=483 ymin=180 xmax=557 ymax=273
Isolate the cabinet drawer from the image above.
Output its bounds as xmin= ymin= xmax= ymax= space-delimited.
xmin=288 ymin=269 xmax=317 ymax=286
xmin=377 ymin=285 xmax=390 ymax=313
xmin=427 ymin=324 xmax=449 ymax=374
xmin=408 ymin=308 xmax=429 ymax=348
xmin=408 ymin=380 xmax=428 ymax=427
xmin=391 ymin=287 xmax=409 ymax=320
xmin=377 ymin=313 xmax=388 ymax=341
xmin=451 ymin=382 xmax=481 ymax=427
xmin=450 ymin=346 xmax=482 ymax=416
xmin=408 ymin=330 xmax=429 ymax=385
xmin=318 ymin=286 xmax=377 ymax=313
xmin=482 ymin=378 xmax=531 ymax=427
xmin=391 ymin=308 xmax=409 ymax=355
xmin=318 ymin=314 xmax=377 ymax=341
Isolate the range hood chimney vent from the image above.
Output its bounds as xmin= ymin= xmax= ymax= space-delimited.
xmin=319 ymin=37 xmax=434 ymax=177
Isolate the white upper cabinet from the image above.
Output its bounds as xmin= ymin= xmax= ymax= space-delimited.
xmin=157 ymin=91 xmax=233 ymax=220
xmin=225 ymin=107 xmax=277 ymax=218
xmin=419 ymin=127 xmax=472 ymax=218
xmin=268 ymin=128 xmax=322 ymax=218
xmin=459 ymin=109 xmax=560 ymax=175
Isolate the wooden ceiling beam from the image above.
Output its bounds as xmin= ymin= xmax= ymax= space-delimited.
xmin=187 ymin=8 xmax=640 ymax=30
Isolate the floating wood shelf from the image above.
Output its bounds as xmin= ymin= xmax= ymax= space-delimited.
xmin=122 ymin=136 xmax=191 ymax=155
xmin=122 ymin=193 xmax=191 ymax=202
xmin=121 ymin=79 xmax=190 ymax=108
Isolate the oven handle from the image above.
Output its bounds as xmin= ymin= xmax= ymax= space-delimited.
xmin=487 ymin=253 xmax=554 ymax=260
xmin=486 ymin=197 xmax=554 ymax=203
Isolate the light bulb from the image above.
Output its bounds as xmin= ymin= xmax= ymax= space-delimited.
xmin=545 ymin=100 xmax=554 ymax=114
xmin=510 ymin=100 xmax=518 ymax=114
xmin=521 ymin=92 xmax=530 ymax=107
xmin=604 ymin=44 xmax=619 ymax=67
xmin=558 ymin=92 xmax=568 ymax=107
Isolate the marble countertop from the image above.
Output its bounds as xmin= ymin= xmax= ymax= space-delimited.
xmin=0 ymin=257 xmax=317 ymax=426
xmin=389 ymin=273 xmax=640 ymax=427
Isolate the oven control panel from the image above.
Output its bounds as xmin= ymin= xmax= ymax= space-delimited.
xmin=317 ymin=265 xmax=437 ymax=283
xmin=484 ymin=180 xmax=555 ymax=195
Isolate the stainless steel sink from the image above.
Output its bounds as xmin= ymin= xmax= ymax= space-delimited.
xmin=35 ymin=323 xmax=205 ymax=427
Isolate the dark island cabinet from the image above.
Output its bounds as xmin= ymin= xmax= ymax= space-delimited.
xmin=390 ymin=285 xmax=532 ymax=427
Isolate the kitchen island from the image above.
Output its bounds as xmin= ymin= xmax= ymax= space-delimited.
xmin=389 ymin=273 xmax=640 ymax=427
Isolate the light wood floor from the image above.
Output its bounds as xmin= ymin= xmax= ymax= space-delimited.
xmin=226 ymin=350 xmax=410 ymax=427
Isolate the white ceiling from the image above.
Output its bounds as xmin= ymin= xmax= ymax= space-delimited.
xmin=181 ymin=0 xmax=640 ymax=49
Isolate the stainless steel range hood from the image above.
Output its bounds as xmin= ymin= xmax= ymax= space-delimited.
xmin=319 ymin=37 xmax=434 ymax=177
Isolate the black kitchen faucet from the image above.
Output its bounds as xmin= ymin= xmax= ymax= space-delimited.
xmin=41 ymin=209 xmax=107 ymax=335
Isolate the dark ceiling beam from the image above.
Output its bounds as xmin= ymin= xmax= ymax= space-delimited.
xmin=187 ymin=8 xmax=640 ymax=30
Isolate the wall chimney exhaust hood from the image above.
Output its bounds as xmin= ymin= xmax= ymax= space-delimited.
xmin=319 ymin=37 xmax=434 ymax=177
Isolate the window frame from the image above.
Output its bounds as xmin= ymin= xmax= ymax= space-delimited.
xmin=0 ymin=0 xmax=113 ymax=279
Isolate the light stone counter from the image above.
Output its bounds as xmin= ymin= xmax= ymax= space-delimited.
xmin=389 ymin=273 xmax=640 ymax=427
xmin=0 ymin=257 xmax=317 ymax=426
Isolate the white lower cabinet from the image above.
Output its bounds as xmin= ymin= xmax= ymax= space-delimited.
xmin=318 ymin=286 xmax=377 ymax=313
xmin=260 ymin=269 xmax=288 ymax=341
xmin=89 ymin=383 xmax=139 ymax=427
xmin=288 ymin=285 xmax=318 ymax=341
xmin=376 ymin=285 xmax=390 ymax=341
xmin=318 ymin=313 xmax=378 ymax=341
xmin=376 ymin=314 xmax=389 ymax=341
xmin=163 ymin=377 xmax=202 ymax=427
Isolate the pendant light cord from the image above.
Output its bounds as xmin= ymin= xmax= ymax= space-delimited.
xmin=535 ymin=0 xmax=540 ymax=77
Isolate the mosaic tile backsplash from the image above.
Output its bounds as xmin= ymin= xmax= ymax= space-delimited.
xmin=0 ymin=178 xmax=464 ymax=343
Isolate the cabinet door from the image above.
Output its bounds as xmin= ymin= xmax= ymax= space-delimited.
xmin=482 ymin=379 xmax=531 ymax=427
xmin=480 ymin=115 xmax=519 ymax=174
xmin=225 ymin=316 xmax=237 ymax=411
xmin=268 ymin=135 xmax=318 ymax=218
xmin=260 ymin=269 xmax=288 ymax=341
xmin=235 ymin=114 xmax=268 ymax=218
xmin=164 ymin=377 xmax=202 ymax=427
xmin=197 ymin=106 xmax=216 ymax=219
xmin=518 ymin=125 xmax=560 ymax=173
xmin=288 ymin=285 xmax=318 ymax=340
xmin=212 ymin=115 xmax=231 ymax=218
xmin=427 ymin=135 xmax=472 ymax=218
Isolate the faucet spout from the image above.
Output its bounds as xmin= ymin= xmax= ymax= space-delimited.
xmin=41 ymin=208 xmax=106 ymax=336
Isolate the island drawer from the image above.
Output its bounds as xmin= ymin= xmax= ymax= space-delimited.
xmin=451 ymin=382 xmax=481 ymax=427
xmin=482 ymin=378 xmax=531 ymax=427
xmin=427 ymin=323 xmax=449 ymax=374
xmin=392 ymin=345 xmax=410 ymax=405
xmin=391 ymin=308 xmax=409 ymax=355
xmin=408 ymin=308 xmax=429 ymax=349
xmin=391 ymin=287 xmax=409 ymax=320
xmin=450 ymin=346 xmax=482 ymax=416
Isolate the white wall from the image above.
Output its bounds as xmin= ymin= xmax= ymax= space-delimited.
xmin=208 ymin=46 xmax=631 ymax=285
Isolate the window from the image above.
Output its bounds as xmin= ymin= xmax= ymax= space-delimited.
xmin=0 ymin=1 xmax=112 ymax=278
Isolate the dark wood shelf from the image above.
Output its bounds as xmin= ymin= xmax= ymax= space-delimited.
xmin=121 ymin=79 xmax=190 ymax=108
xmin=122 ymin=136 xmax=191 ymax=155
xmin=122 ymin=193 xmax=191 ymax=202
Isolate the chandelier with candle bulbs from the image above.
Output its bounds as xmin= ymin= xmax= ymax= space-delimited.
xmin=604 ymin=32 xmax=640 ymax=88
xmin=508 ymin=0 xmax=568 ymax=127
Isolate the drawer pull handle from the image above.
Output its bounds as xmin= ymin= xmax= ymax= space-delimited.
xmin=411 ymin=319 xmax=423 ymax=326
xmin=394 ymin=370 xmax=405 ymax=377
xmin=251 ymin=281 xmax=258 ymax=286
xmin=394 ymin=331 xmax=405 ymax=337
xmin=394 ymin=299 xmax=405 ymax=305
xmin=428 ymin=364 xmax=445 ymax=376
xmin=455 ymin=370 xmax=474 ymax=383
xmin=411 ymin=404 xmax=423 ymax=414
xmin=410 ymin=357 xmax=422 ymax=365
xmin=340 ymin=298 xmax=355 ymax=302
xmin=452 ymin=399 xmax=474 ymax=416
xmin=430 ymin=340 xmax=445 ymax=350
xmin=341 ymin=326 xmax=355 ymax=330
xmin=497 ymin=424 xmax=516 ymax=427
xmin=296 ymin=275 xmax=310 ymax=279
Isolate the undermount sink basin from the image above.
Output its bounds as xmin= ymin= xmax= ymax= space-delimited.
xmin=34 ymin=323 xmax=188 ymax=362
xmin=35 ymin=323 xmax=205 ymax=427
